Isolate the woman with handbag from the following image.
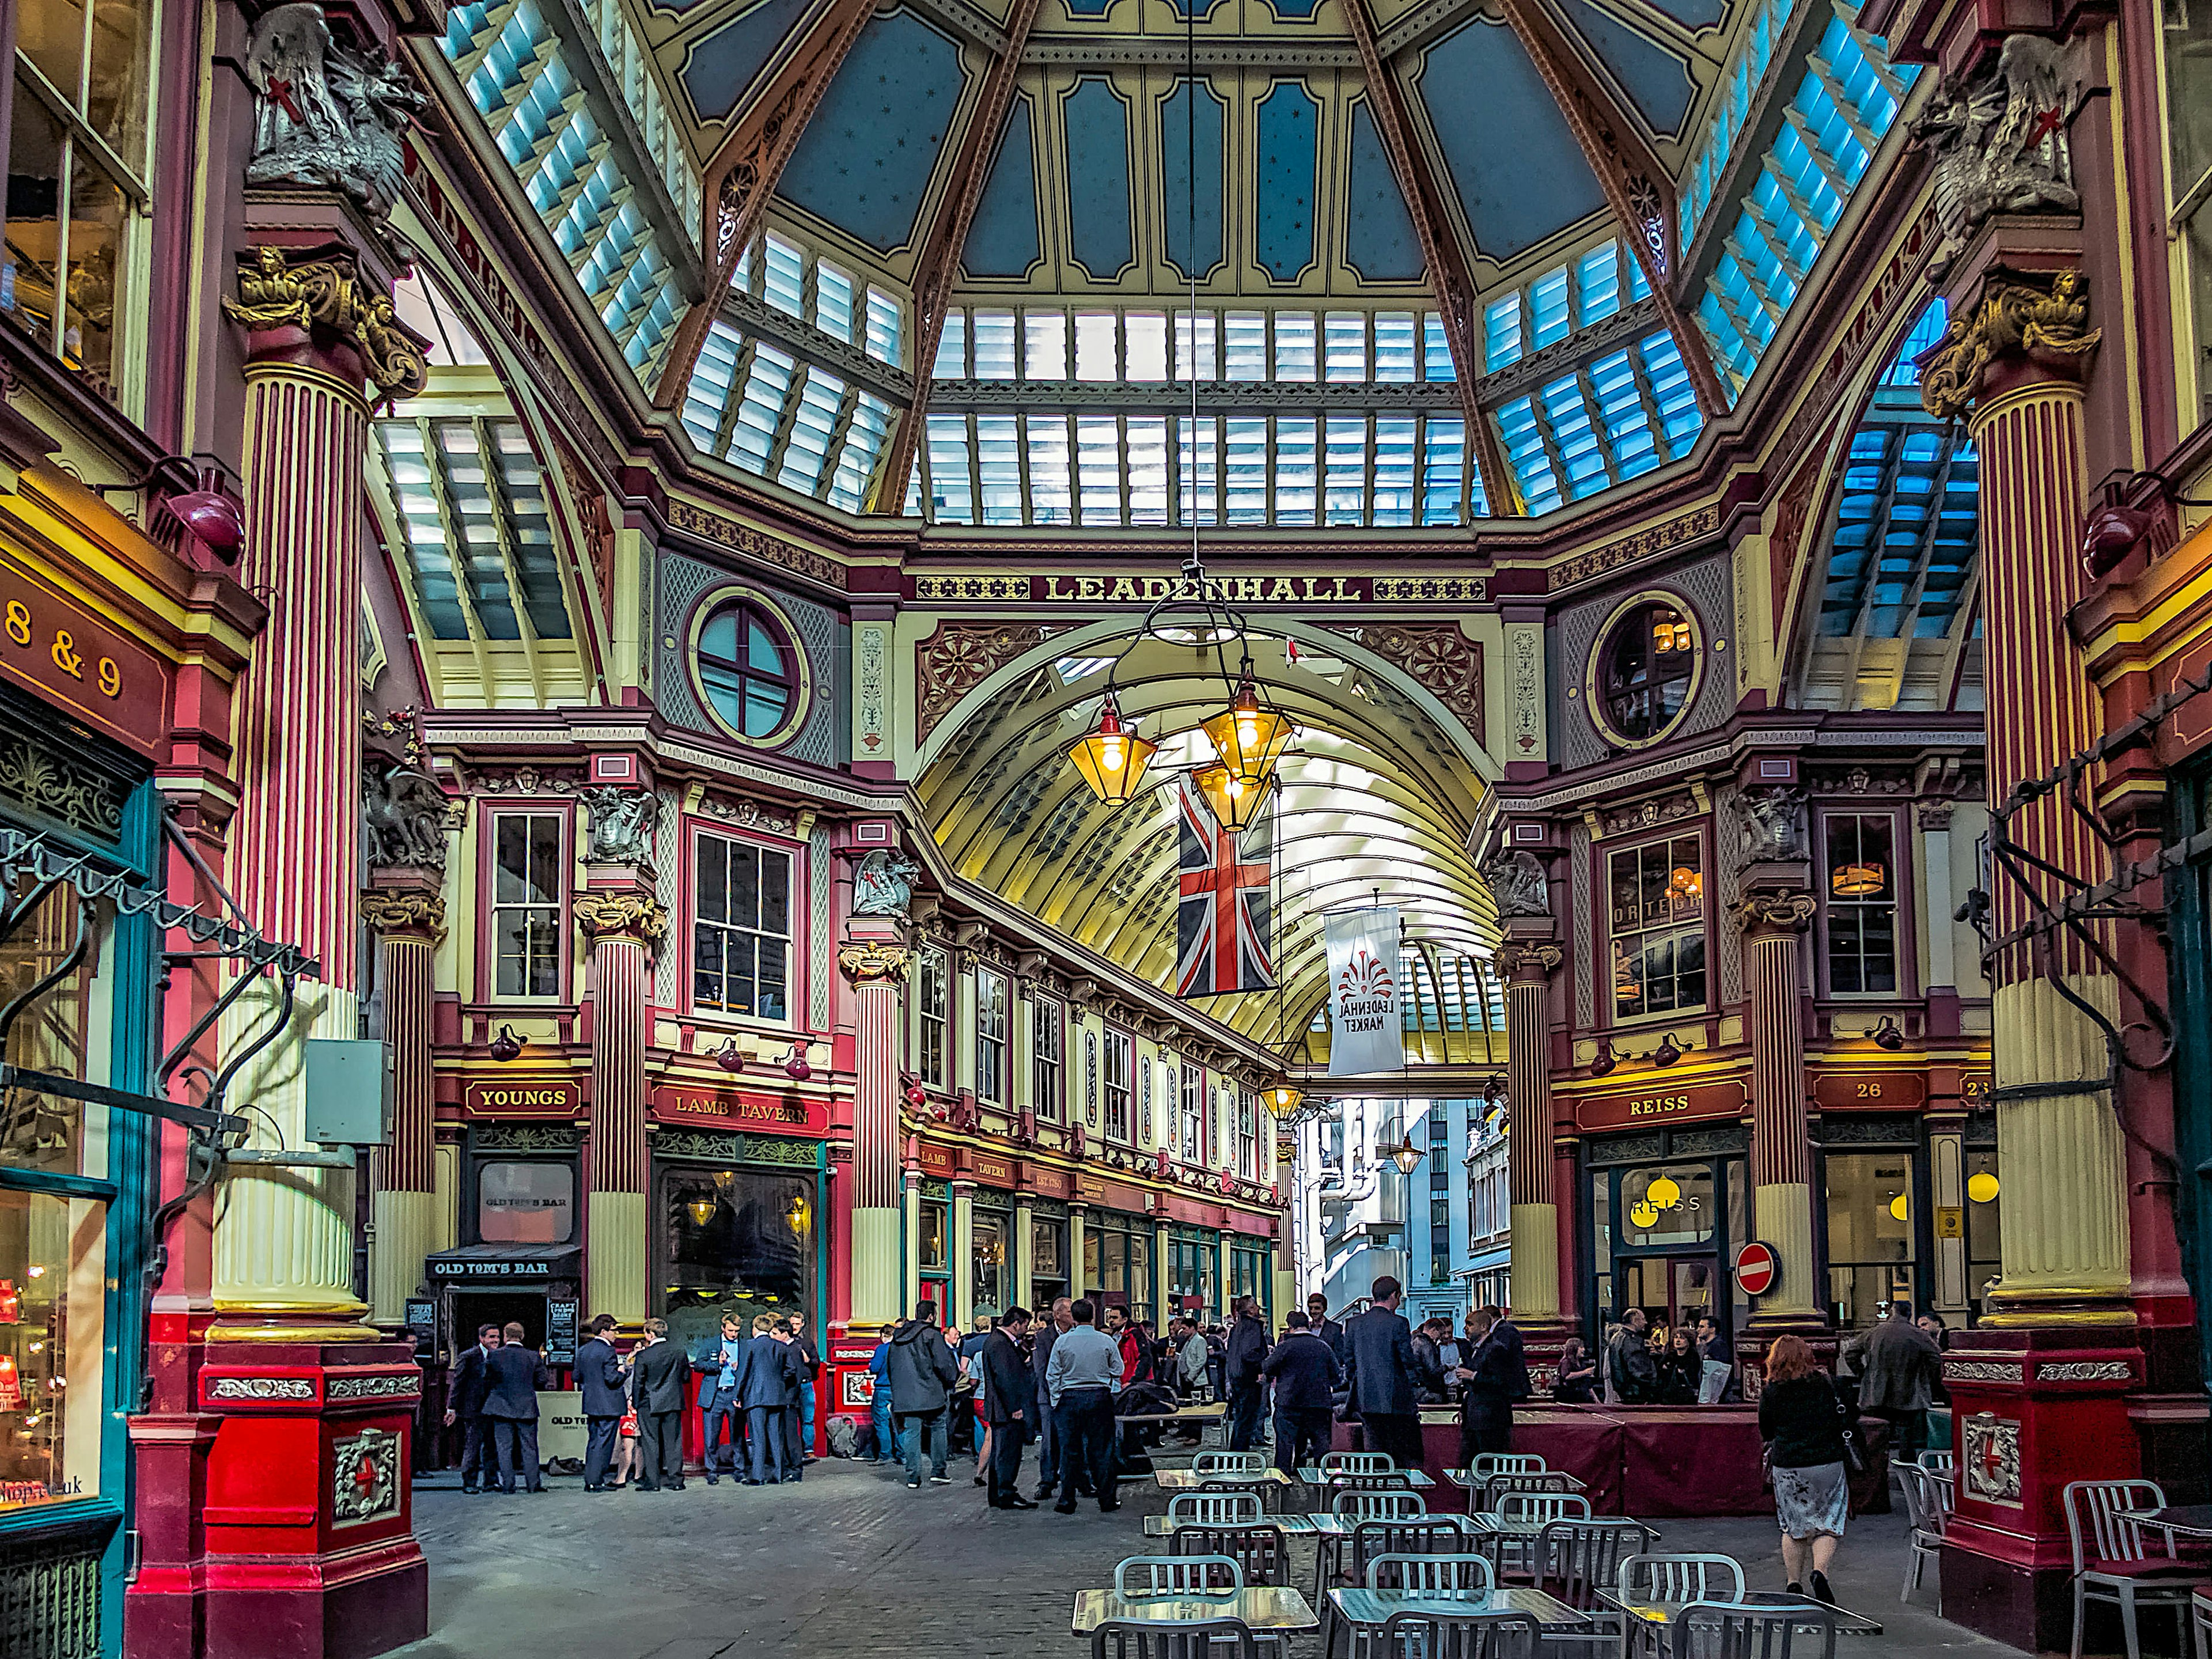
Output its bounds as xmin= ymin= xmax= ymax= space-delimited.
xmin=1758 ymin=1334 xmax=1852 ymax=1604
xmin=609 ymin=1370 xmax=643 ymax=1490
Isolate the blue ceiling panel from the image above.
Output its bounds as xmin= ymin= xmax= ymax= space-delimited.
xmin=1643 ymin=0 xmax=1726 ymax=30
xmin=1344 ymin=99 xmax=1423 ymax=282
xmin=678 ymin=0 xmax=817 ymax=122
xmin=1160 ymin=78 xmax=1228 ymax=281
xmin=1064 ymin=77 xmax=1137 ymax=279
xmin=777 ymin=10 xmax=965 ymax=253
xmin=1417 ymin=18 xmax=1605 ymax=261
xmin=1255 ymin=81 xmax=1320 ymax=282
xmin=964 ymin=94 xmax=1044 ymax=277
xmin=1552 ymin=0 xmax=1698 ymax=139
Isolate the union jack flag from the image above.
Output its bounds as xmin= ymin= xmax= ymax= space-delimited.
xmin=1176 ymin=777 xmax=1274 ymax=997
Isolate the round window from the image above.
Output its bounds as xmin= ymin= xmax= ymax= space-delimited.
xmin=697 ymin=599 xmax=797 ymax=739
xmin=1595 ymin=600 xmax=1699 ymax=743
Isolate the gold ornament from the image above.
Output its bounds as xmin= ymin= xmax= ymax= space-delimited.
xmin=1919 ymin=266 xmax=2100 ymax=423
xmin=837 ymin=941 xmax=914 ymax=983
xmin=222 ymin=245 xmax=431 ymax=399
xmin=573 ymin=892 xmax=671 ymax=952
xmin=358 ymin=888 xmax=446 ymax=942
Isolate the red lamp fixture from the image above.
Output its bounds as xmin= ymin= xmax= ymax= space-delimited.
xmin=784 ymin=1044 xmax=813 ymax=1081
xmin=714 ymin=1037 xmax=746 ymax=1074
xmin=900 ymin=1072 xmax=928 ymax=1110
xmin=488 ymin=1024 xmax=523 ymax=1063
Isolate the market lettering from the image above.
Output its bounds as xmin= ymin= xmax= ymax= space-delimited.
xmin=1338 ymin=994 xmax=1392 ymax=1033
xmin=664 ymin=1092 xmax=809 ymax=1126
xmin=1040 ymin=575 xmax=1359 ymax=603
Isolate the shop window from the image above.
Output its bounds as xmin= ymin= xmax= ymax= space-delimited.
xmin=1619 ymin=1162 xmax=1715 ymax=1247
xmin=3 ymin=0 xmax=154 ymax=400
xmin=1824 ymin=1149 xmax=1917 ymax=1330
xmin=1823 ymin=814 xmax=1899 ymax=994
xmin=972 ymin=1213 xmax=1007 ymax=1320
xmin=1965 ymin=1146 xmax=2001 ymax=1314
xmin=1236 ymin=1089 xmax=1257 ymax=1179
xmin=692 ymin=833 xmax=791 ymax=1020
xmin=1083 ymin=1218 xmax=1153 ymax=1324
xmin=1103 ymin=1030 xmax=1132 ymax=1142
xmin=1167 ymin=1231 xmax=1217 ymax=1322
xmin=490 ymin=812 xmax=564 ymax=999
xmin=916 ymin=948 xmax=949 ymax=1088
xmin=1030 ymin=1215 xmax=1068 ymax=1304
xmin=2165 ymin=5 xmax=2212 ymax=431
xmin=0 ymin=1186 xmax=105 ymax=1510
xmin=1230 ymin=1242 xmax=1271 ymax=1315
xmin=1 ymin=885 xmax=118 ymax=1181
xmin=1031 ymin=995 xmax=1062 ymax=1120
xmin=975 ymin=968 xmax=1007 ymax=1105
xmin=478 ymin=1161 xmax=574 ymax=1245
xmin=1594 ymin=600 xmax=1700 ymax=743
xmin=1180 ymin=1062 xmax=1205 ymax=1162
xmin=1608 ymin=834 xmax=1706 ymax=1020
xmin=657 ymin=1164 xmax=815 ymax=1351
xmin=696 ymin=597 xmax=799 ymax=740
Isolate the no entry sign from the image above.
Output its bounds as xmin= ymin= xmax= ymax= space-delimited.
xmin=1734 ymin=1241 xmax=1778 ymax=1298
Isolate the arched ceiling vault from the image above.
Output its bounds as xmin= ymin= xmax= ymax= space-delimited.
xmin=919 ymin=633 xmax=1502 ymax=1048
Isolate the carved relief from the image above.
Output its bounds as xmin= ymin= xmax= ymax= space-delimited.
xmin=573 ymin=893 xmax=671 ymax=951
xmin=838 ymin=941 xmax=915 ymax=983
xmin=1552 ymin=505 xmax=1722 ymax=590
xmin=359 ymin=889 xmax=446 ymax=941
xmin=222 ymin=247 xmax=429 ymax=398
xmin=1360 ymin=624 xmax=1482 ymax=734
xmin=554 ymin=439 xmax=617 ymax=611
xmin=331 ymin=1425 xmax=402 ymax=1525
xmin=915 ymin=624 xmax=1058 ymax=745
xmin=664 ymin=500 xmax=844 ymax=589
xmin=1913 ymin=36 xmax=2080 ymax=256
xmin=853 ymin=849 xmax=922 ymax=919
xmin=1732 ymin=787 xmax=1808 ymax=865
xmin=1961 ymin=1412 xmax=2022 ymax=1503
xmin=1508 ymin=625 xmax=1544 ymax=757
xmin=1920 ymin=267 xmax=2101 ymax=422
xmin=243 ymin=3 xmax=422 ymax=221
xmin=1729 ymin=891 xmax=1819 ymax=935
xmin=363 ymin=762 xmax=449 ymax=872
xmin=1483 ymin=850 xmax=1551 ymax=919
xmin=582 ymin=787 xmax=660 ymax=873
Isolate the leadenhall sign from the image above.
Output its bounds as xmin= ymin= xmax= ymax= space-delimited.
xmin=910 ymin=573 xmax=1488 ymax=604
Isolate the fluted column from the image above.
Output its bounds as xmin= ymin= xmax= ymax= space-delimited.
xmin=577 ymin=884 xmax=666 ymax=1323
xmin=363 ymin=879 xmax=445 ymax=1325
xmin=210 ymin=245 xmax=427 ymax=1339
xmin=1733 ymin=891 xmax=1819 ymax=1318
xmin=1497 ymin=939 xmax=1564 ymax=1323
xmin=1925 ymin=282 xmax=2130 ymax=1316
xmin=840 ymin=936 xmax=912 ymax=1326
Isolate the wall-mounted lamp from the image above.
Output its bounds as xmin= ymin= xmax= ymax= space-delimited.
xmin=488 ymin=1024 xmax=523 ymax=1063
xmin=784 ymin=1044 xmax=813 ymax=1081
xmin=1650 ymin=1033 xmax=1683 ymax=1068
xmin=1380 ymin=1131 xmax=1424 ymax=1176
xmin=714 ymin=1037 xmax=747 ymax=1074
xmin=1589 ymin=1041 xmax=1617 ymax=1078
xmin=1869 ymin=1016 xmax=1905 ymax=1051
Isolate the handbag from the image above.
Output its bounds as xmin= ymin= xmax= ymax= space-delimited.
xmin=618 ymin=1410 xmax=639 ymax=1437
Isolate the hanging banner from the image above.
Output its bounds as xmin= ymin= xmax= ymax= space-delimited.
xmin=1324 ymin=907 xmax=1403 ymax=1077
xmin=1175 ymin=777 xmax=1275 ymax=996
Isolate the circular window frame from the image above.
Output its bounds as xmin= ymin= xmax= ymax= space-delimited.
xmin=687 ymin=585 xmax=812 ymax=749
xmin=1584 ymin=589 xmax=1706 ymax=752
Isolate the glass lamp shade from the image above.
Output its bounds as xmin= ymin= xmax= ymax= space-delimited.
xmin=1199 ymin=673 xmax=1296 ymax=792
xmin=1068 ymin=698 xmax=1159 ymax=805
xmin=1646 ymin=1175 xmax=1682 ymax=1210
xmin=787 ymin=1193 xmax=812 ymax=1235
xmin=1968 ymin=1171 xmax=2000 ymax=1203
xmin=1831 ymin=862 xmax=1887 ymax=896
xmin=1261 ymin=1082 xmax=1301 ymax=1115
xmin=1192 ymin=762 xmax=1269 ymax=832
xmin=686 ymin=1196 xmax=717 ymax=1226
xmin=1382 ymin=1133 xmax=1423 ymax=1176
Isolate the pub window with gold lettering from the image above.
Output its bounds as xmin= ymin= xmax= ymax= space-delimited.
xmin=1608 ymin=834 xmax=1706 ymax=1021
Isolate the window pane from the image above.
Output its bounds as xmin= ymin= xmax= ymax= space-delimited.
xmin=479 ymin=1161 xmax=575 ymax=1244
xmin=0 ymin=1187 xmax=108 ymax=1510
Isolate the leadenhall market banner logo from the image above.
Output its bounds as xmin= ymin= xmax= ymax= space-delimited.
xmin=1324 ymin=907 xmax=1404 ymax=1078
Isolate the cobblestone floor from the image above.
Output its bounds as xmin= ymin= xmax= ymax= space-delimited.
xmin=395 ymin=1445 xmax=2032 ymax=1659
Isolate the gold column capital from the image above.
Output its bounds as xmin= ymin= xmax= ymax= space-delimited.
xmin=1495 ymin=941 xmax=1565 ymax=984
xmin=574 ymin=892 xmax=671 ymax=952
xmin=359 ymin=888 xmax=446 ymax=942
xmin=1919 ymin=264 xmax=2101 ymax=423
xmin=222 ymin=244 xmax=430 ymax=399
xmin=839 ymin=940 xmax=915 ymax=983
xmin=1729 ymin=891 xmax=1817 ymax=935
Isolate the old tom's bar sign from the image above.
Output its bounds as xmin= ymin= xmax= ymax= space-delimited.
xmin=1574 ymin=1078 xmax=1749 ymax=1132
xmin=650 ymin=1084 xmax=830 ymax=1138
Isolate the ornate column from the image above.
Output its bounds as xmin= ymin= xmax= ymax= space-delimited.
xmin=362 ymin=873 xmax=446 ymax=1326
xmin=840 ymin=934 xmax=912 ymax=1328
xmin=1495 ymin=935 xmax=1565 ymax=1332
xmin=950 ymin=1179 xmax=976 ymax=1330
xmin=1014 ymin=1196 xmax=1036 ymax=1310
xmin=1069 ymin=1203 xmax=1089 ymax=1307
xmin=1732 ymin=887 xmax=1820 ymax=1323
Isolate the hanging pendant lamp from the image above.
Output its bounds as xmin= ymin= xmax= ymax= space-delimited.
xmin=1069 ymin=690 xmax=1160 ymax=806
xmin=1200 ymin=659 xmax=1296 ymax=795
xmin=1191 ymin=760 xmax=1269 ymax=833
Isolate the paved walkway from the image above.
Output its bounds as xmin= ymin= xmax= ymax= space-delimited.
xmin=395 ymin=1449 xmax=2036 ymax=1659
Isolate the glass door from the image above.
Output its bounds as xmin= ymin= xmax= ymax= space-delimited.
xmin=1593 ymin=1156 xmax=1738 ymax=1345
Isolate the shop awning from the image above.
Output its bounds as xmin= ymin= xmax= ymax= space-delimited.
xmin=425 ymin=1243 xmax=583 ymax=1283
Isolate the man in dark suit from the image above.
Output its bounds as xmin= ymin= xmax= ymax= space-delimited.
xmin=629 ymin=1317 xmax=691 ymax=1491
xmin=980 ymin=1306 xmax=1038 ymax=1509
xmin=480 ymin=1320 xmax=550 ymax=1494
xmin=444 ymin=1321 xmax=501 ymax=1494
xmin=1224 ymin=1297 xmax=1272 ymax=1453
xmin=1031 ymin=1297 xmax=1073 ymax=1500
xmin=574 ymin=1313 xmax=629 ymax=1493
xmin=786 ymin=1312 xmax=823 ymax=1465
xmin=693 ymin=1314 xmax=747 ymax=1483
xmin=736 ymin=1312 xmax=796 ymax=1486
xmin=1455 ymin=1305 xmax=1530 ymax=1464
xmin=1307 ymin=1293 xmax=1349 ymax=1367
xmin=1261 ymin=1310 xmax=1342 ymax=1477
xmin=1344 ymin=1275 xmax=1422 ymax=1470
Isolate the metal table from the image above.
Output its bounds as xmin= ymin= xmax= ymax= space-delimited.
xmin=2130 ymin=1505 xmax=2212 ymax=1542
xmin=1443 ymin=1467 xmax=1586 ymax=1492
xmin=1595 ymin=1590 xmax=1884 ymax=1638
xmin=1073 ymin=1585 xmax=1318 ymax=1634
xmin=1330 ymin=1585 xmax=1593 ymax=1635
xmin=1157 ymin=1469 xmax=1296 ymax=1491
xmin=1308 ymin=1511 xmax=1486 ymax=1603
xmin=1145 ymin=1513 xmax=1318 ymax=1537
xmin=1300 ymin=1466 xmax=1436 ymax=1488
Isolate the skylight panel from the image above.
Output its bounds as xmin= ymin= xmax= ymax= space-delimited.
xmin=764 ymin=233 xmax=805 ymax=318
xmin=926 ymin=415 xmax=975 ymax=523
xmin=1375 ymin=314 xmax=1416 ymax=383
xmin=1638 ymin=333 xmax=1703 ymax=455
xmin=1374 ymin=416 xmax=1415 ymax=527
xmin=777 ymin=367 xmax=845 ymax=493
xmin=935 ymin=312 xmax=968 ymax=377
xmin=974 ymin=310 xmax=1018 ymax=380
xmin=1495 ymin=397 xmax=1562 ymax=514
xmin=733 ymin=241 xmax=753 ymax=293
xmin=373 ymin=422 xmax=468 ymax=639
xmin=827 ymin=392 xmax=892 ymax=512
xmin=1225 ymin=417 xmax=1268 ymax=523
xmin=1028 ymin=415 xmax=1073 ymax=524
xmin=1226 ymin=313 xmax=1268 ymax=381
xmin=1325 ymin=417 xmax=1367 ymax=525
xmin=1128 ymin=416 xmax=1169 ymax=525
xmin=1540 ymin=374 xmax=1610 ymax=500
xmin=1421 ymin=418 xmax=1467 ymax=524
xmin=1883 ymin=300 xmax=1947 ymax=385
xmin=1423 ymin=314 xmax=1456 ymax=381
xmin=1484 ymin=296 xmax=1524 ymax=374
xmin=1577 ymin=244 xmax=1622 ymax=326
xmin=681 ymin=320 xmax=744 ymax=452
xmin=905 ymin=462 xmax=921 ymax=516
xmin=814 ymin=260 xmax=855 ymax=343
xmin=1274 ymin=314 xmax=1317 ymax=382
xmin=1588 ymin=349 xmax=1659 ymax=481
xmin=1275 ymin=416 xmax=1317 ymax=524
xmin=728 ymin=344 xmax=795 ymax=474
xmin=1126 ymin=314 xmax=1169 ymax=381
xmin=1176 ymin=312 xmax=1218 ymax=381
xmin=1326 ymin=314 xmax=1368 ymax=382
xmin=865 ymin=287 xmax=903 ymax=366
xmin=1028 ymin=312 xmax=1070 ymax=380
xmin=1530 ymin=268 xmax=1572 ymax=351
xmin=976 ymin=414 xmax=1024 ymax=525
xmin=1075 ymin=313 xmax=1118 ymax=382
xmin=1076 ymin=415 xmax=1120 ymax=524
xmin=1178 ymin=417 xmax=1219 ymax=525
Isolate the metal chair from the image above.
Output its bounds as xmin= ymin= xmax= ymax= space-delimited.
xmin=1533 ymin=1519 xmax=1656 ymax=1652
xmin=1328 ymin=1471 xmax=1418 ymax=1499
xmin=1324 ymin=1451 xmax=1399 ymax=1475
xmin=1917 ymin=1450 xmax=1955 ymax=1478
xmin=1171 ymin=1524 xmax=1295 ymax=1589
xmin=1328 ymin=1548 xmax=1495 ymax=1658
xmin=1618 ymin=1555 xmax=1746 ymax=1659
xmin=1334 ymin=1490 xmax=1430 ymax=1522
xmin=1196 ymin=1451 xmax=1269 ymax=1478
xmin=1116 ymin=1554 xmax=1245 ymax=1598
xmin=1373 ymin=1610 xmax=1542 ymax=1659
xmin=1490 ymin=1493 xmax=1592 ymax=1577
xmin=2065 ymin=1479 xmax=2207 ymax=1659
xmin=1471 ymin=1453 xmax=1547 ymax=1479
xmin=1169 ymin=1492 xmax=1265 ymax=1529
xmin=1675 ymin=1600 xmax=1838 ymax=1659
xmin=2191 ymin=1587 xmax=2212 ymax=1659
xmin=1092 ymin=1619 xmax=1260 ymax=1659
xmin=1895 ymin=1464 xmax=1946 ymax=1606
xmin=1476 ymin=1471 xmax=1576 ymax=1514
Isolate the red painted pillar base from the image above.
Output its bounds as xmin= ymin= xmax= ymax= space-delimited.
xmin=1938 ymin=1327 xmax=2145 ymax=1652
xmin=178 ymin=1339 xmax=427 ymax=1659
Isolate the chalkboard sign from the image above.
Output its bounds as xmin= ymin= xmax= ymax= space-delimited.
xmin=546 ymin=1296 xmax=579 ymax=1368
xmin=404 ymin=1297 xmax=439 ymax=1362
